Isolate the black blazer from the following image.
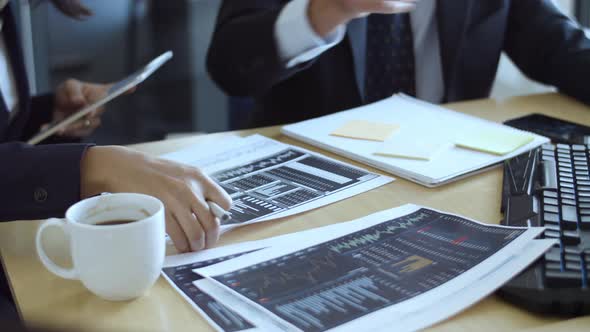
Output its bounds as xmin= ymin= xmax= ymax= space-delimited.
xmin=0 ymin=4 xmax=90 ymax=222
xmin=207 ymin=0 xmax=590 ymax=128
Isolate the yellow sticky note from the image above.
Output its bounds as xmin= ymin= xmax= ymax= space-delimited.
xmin=330 ymin=120 xmax=399 ymax=142
xmin=374 ymin=141 xmax=444 ymax=161
xmin=455 ymin=129 xmax=534 ymax=156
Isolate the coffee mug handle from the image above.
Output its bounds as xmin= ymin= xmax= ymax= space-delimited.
xmin=35 ymin=218 xmax=79 ymax=280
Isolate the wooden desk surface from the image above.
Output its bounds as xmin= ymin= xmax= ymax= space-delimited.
xmin=2 ymin=93 xmax=590 ymax=332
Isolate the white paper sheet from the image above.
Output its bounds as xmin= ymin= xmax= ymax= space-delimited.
xmin=193 ymin=204 xmax=549 ymax=332
xmin=195 ymin=239 xmax=554 ymax=332
xmin=162 ymin=220 xmax=357 ymax=332
xmin=282 ymin=94 xmax=550 ymax=187
xmin=162 ymin=135 xmax=393 ymax=231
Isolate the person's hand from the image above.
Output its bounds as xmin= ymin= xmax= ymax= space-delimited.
xmin=45 ymin=79 xmax=135 ymax=138
xmin=308 ymin=0 xmax=419 ymax=37
xmin=80 ymin=146 xmax=233 ymax=253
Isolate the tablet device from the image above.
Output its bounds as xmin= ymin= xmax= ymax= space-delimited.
xmin=504 ymin=113 xmax=590 ymax=145
xmin=28 ymin=51 xmax=174 ymax=145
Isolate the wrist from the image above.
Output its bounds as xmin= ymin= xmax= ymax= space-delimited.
xmin=80 ymin=146 xmax=114 ymax=198
xmin=308 ymin=0 xmax=351 ymax=38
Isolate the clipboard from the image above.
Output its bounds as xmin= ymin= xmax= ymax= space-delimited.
xmin=28 ymin=51 xmax=174 ymax=145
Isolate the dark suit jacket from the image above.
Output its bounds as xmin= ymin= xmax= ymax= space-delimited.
xmin=0 ymin=5 xmax=90 ymax=222
xmin=207 ymin=0 xmax=590 ymax=128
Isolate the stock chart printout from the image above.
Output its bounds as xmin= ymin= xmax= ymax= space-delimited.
xmin=211 ymin=208 xmax=527 ymax=332
xmin=162 ymin=250 xmax=259 ymax=332
xmin=213 ymin=148 xmax=380 ymax=225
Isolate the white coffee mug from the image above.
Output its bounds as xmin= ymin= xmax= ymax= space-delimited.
xmin=35 ymin=193 xmax=165 ymax=301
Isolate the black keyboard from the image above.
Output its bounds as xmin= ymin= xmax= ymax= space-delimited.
xmin=500 ymin=143 xmax=590 ymax=315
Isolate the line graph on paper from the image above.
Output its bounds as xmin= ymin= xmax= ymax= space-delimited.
xmin=215 ymin=209 xmax=526 ymax=332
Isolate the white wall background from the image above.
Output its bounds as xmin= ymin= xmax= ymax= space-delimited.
xmin=491 ymin=0 xmax=575 ymax=99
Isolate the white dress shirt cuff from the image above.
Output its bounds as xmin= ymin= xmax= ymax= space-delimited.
xmin=275 ymin=0 xmax=346 ymax=68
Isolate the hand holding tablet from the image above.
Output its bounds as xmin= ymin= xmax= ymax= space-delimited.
xmin=28 ymin=51 xmax=174 ymax=145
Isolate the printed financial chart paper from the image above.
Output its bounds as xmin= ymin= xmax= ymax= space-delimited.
xmin=163 ymin=135 xmax=392 ymax=229
xmin=163 ymin=243 xmax=262 ymax=332
xmin=162 ymin=222 xmax=358 ymax=332
xmin=194 ymin=204 xmax=552 ymax=332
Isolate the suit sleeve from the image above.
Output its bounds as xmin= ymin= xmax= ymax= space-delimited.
xmin=207 ymin=0 xmax=318 ymax=97
xmin=18 ymin=93 xmax=81 ymax=144
xmin=0 ymin=142 xmax=92 ymax=222
xmin=19 ymin=93 xmax=54 ymax=141
xmin=505 ymin=0 xmax=590 ymax=104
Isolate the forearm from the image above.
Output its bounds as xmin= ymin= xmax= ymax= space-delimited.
xmin=0 ymin=142 xmax=92 ymax=221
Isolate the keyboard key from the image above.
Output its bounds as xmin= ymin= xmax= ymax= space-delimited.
xmin=574 ymin=156 xmax=587 ymax=162
xmin=544 ymin=219 xmax=560 ymax=230
xmin=543 ymin=149 xmax=555 ymax=157
xmin=561 ymin=182 xmax=575 ymax=189
xmin=544 ymin=205 xmax=559 ymax=213
xmin=573 ymin=145 xmax=586 ymax=151
xmin=565 ymin=253 xmax=582 ymax=262
xmin=545 ymin=230 xmax=560 ymax=238
xmin=561 ymin=205 xmax=579 ymax=230
xmin=562 ymin=230 xmax=581 ymax=245
xmin=561 ymin=173 xmax=575 ymax=180
xmin=545 ymin=248 xmax=562 ymax=262
xmin=581 ymin=216 xmax=590 ymax=230
xmin=581 ymin=209 xmax=590 ymax=215
xmin=566 ymin=261 xmax=583 ymax=271
xmin=577 ymin=176 xmax=590 ymax=180
xmin=565 ymin=247 xmax=582 ymax=255
xmin=560 ymin=177 xmax=574 ymax=184
xmin=561 ymin=193 xmax=576 ymax=200
xmin=578 ymin=186 xmax=590 ymax=192
xmin=557 ymin=144 xmax=571 ymax=150
xmin=579 ymin=192 xmax=590 ymax=198
xmin=544 ymin=191 xmax=558 ymax=198
xmin=560 ymin=162 xmax=573 ymax=168
xmin=580 ymin=203 xmax=590 ymax=208
xmin=544 ymin=212 xmax=560 ymax=223
xmin=561 ymin=188 xmax=575 ymax=194
xmin=544 ymin=197 xmax=559 ymax=205
xmin=562 ymin=199 xmax=577 ymax=206
xmin=546 ymin=262 xmax=562 ymax=270
xmin=545 ymin=270 xmax=583 ymax=288
xmin=545 ymin=222 xmax=560 ymax=231
xmin=579 ymin=181 xmax=590 ymax=186
xmin=579 ymin=197 xmax=590 ymax=202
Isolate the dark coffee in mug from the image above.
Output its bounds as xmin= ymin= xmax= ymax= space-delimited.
xmin=94 ymin=219 xmax=137 ymax=226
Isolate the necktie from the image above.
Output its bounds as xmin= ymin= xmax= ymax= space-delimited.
xmin=364 ymin=13 xmax=416 ymax=103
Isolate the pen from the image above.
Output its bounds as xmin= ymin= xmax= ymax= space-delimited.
xmin=208 ymin=201 xmax=232 ymax=223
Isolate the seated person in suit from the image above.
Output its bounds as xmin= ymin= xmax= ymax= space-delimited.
xmin=0 ymin=0 xmax=229 ymax=267
xmin=1 ymin=0 xmax=232 ymax=320
xmin=207 ymin=0 xmax=590 ymax=127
